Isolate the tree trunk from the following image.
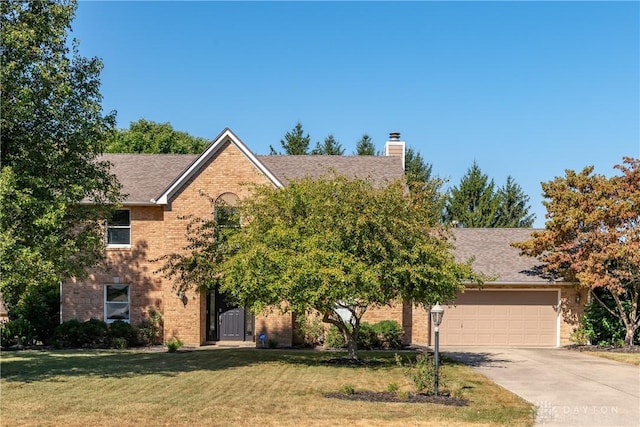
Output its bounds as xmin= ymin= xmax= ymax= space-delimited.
xmin=624 ymin=324 xmax=637 ymax=347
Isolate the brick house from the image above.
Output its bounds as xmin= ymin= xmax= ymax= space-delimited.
xmin=61 ymin=129 xmax=584 ymax=347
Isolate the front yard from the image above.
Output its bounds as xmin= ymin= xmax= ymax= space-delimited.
xmin=0 ymin=348 xmax=534 ymax=426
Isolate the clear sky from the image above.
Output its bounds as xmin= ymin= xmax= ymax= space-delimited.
xmin=72 ymin=1 xmax=639 ymax=227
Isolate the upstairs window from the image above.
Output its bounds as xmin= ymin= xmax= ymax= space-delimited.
xmin=215 ymin=193 xmax=240 ymax=228
xmin=107 ymin=209 xmax=131 ymax=247
xmin=104 ymin=284 xmax=130 ymax=323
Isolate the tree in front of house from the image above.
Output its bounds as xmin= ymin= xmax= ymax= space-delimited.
xmin=311 ymin=134 xmax=345 ymax=155
xmin=106 ymin=118 xmax=209 ymax=154
xmin=0 ymin=0 xmax=122 ymax=343
xmin=218 ymin=175 xmax=483 ymax=359
xmin=514 ymin=157 xmax=640 ymax=346
xmin=270 ymin=122 xmax=311 ymax=155
xmin=444 ymin=161 xmax=534 ymax=228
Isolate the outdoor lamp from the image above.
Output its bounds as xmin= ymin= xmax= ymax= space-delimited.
xmin=430 ymin=303 xmax=444 ymax=327
xmin=430 ymin=302 xmax=445 ymax=396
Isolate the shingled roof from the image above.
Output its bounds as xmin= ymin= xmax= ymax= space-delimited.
xmin=451 ymin=228 xmax=559 ymax=284
xmin=101 ymin=152 xmax=404 ymax=204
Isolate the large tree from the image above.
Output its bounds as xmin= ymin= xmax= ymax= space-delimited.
xmin=444 ymin=161 xmax=500 ymax=227
xmin=270 ymin=122 xmax=311 ymax=155
xmin=311 ymin=134 xmax=344 ymax=155
xmin=494 ymin=176 xmax=535 ymax=227
xmin=106 ymin=118 xmax=208 ymax=154
xmin=160 ymin=175 xmax=483 ymax=359
xmin=354 ymin=133 xmax=376 ymax=155
xmin=514 ymin=158 xmax=640 ymax=346
xmin=0 ymin=0 xmax=121 ymax=337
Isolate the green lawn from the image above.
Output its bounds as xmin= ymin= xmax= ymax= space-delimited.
xmin=0 ymin=348 xmax=534 ymax=426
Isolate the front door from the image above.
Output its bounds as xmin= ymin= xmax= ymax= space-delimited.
xmin=206 ymin=289 xmax=254 ymax=341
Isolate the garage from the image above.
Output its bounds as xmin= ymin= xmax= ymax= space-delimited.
xmin=434 ymin=290 xmax=558 ymax=347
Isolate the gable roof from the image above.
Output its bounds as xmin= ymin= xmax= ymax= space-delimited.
xmin=102 ymin=128 xmax=405 ymax=205
xmin=451 ymin=228 xmax=560 ymax=284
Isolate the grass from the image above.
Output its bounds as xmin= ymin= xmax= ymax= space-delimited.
xmin=584 ymin=351 xmax=640 ymax=366
xmin=0 ymin=348 xmax=534 ymax=426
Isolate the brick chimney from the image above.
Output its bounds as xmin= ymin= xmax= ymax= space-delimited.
xmin=384 ymin=132 xmax=406 ymax=170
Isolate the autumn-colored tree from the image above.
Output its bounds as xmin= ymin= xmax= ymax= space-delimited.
xmin=514 ymin=157 xmax=640 ymax=346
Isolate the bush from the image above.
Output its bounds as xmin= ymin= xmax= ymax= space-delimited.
xmin=11 ymin=281 xmax=60 ymax=345
xmin=82 ymin=318 xmax=110 ymax=347
xmin=358 ymin=322 xmax=379 ymax=349
xmin=395 ymin=352 xmax=442 ymax=394
xmin=109 ymin=320 xmax=138 ymax=348
xmin=166 ymin=337 xmax=183 ymax=353
xmin=374 ymin=320 xmax=404 ymax=349
xmin=324 ymin=325 xmax=346 ymax=348
xmin=138 ymin=308 xmax=163 ymax=346
xmin=0 ymin=318 xmax=34 ymax=347
xmin=294 ymin=314 xmax=324 ymax=346
xmin=54 ymin=319 xmax=86 ymax=348
xmin=581 ymin=289 xmax=639 ymax=346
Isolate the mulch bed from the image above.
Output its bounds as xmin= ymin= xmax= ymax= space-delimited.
xmin=325 ymin=391 xmax=468 ymax=406
xmin=565 ymin=344 xmax=640 ymax=354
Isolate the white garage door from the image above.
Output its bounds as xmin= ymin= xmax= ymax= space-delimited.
xmin=434 ymin=290 xmax=558 ymax=346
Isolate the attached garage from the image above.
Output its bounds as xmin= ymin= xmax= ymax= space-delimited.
xmin=434 ymin=290 xmax=559 ymax=347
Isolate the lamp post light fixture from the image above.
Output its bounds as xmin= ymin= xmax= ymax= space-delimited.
xmin=430 ymin=302 xmax=444 ymax=396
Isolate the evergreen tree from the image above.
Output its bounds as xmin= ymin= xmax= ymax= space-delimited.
xmin=495 ymin=176 xmax=535 ymax=227
xmin=311 ymin=134 xmax=344 ymax=155
xmin=444 ymin=161 xmax=499 ymax=227
xmin=355 ymin=133 xmax=376 ymax=155
xmin=270 ymin=122 xmax=311 ymax=155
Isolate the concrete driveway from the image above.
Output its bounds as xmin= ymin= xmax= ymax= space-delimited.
xmin=443 ymin=347 xmax=639 ymax=427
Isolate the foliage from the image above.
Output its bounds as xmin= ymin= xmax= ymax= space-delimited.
xmin=495 ymin=176 xmax=535 ymax=227
xmin=580 ymin=289 xmax=638 ymax=346
xmin=294 ymin=314 xmax=325 ymax=346
xmin=0 ymin=318 xmax=34 ymax=347
xmin=340 ymin=384 xmax=356 ymax=395
xmin=109 ymin=320 xmax=138 ymax=348
xmin=11 ymin=281 xmax=60 ymax=345
xmin=514 ymin=157 xmax=640 ymax=346
xmin=395 ymin=352 xmax=443 ymax=394
xmin=355 ymin=133 xmax=376 ymax=155
xmin=216 ymin=175 xmax=483 ymax=359
xmin=105 ymin=118 xmax=208 ymax=154
xmin=267 ymin=338 xmax=279 ymax=349
xmin=0 ymin=0 xmax=122 ymax=322
xmin=166 ymin=337 xmax=184 ymax=353
xmin=374 ymin=320 xmax=404 ymax=349
xmin=325 ymin=325 xmax=347 ymax=348
xmin=270 ymin=122 xmax=311 ymax=155
xmin=405 ymin=147 xmax=433 ymax=187
xmin=444 ymin=162 xmax=534 ymax=228
xmin=311 ymin=134 xmax=345 ymax=155
xmin=138 ymin=308 xmax=163 ymax=346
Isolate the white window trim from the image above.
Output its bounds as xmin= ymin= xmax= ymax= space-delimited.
xmin=106 ymin=209 xmax=131 ymax=249
xmin=104 ymin=284 xmax=130 ymax=324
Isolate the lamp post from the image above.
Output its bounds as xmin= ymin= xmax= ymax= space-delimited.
xmin=430 ymin=302 xmax=444 ymax=396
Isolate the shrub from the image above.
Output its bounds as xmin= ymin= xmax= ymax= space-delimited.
xmin=340 ymin=384 xmax=356 ymax=394
xmin=581 ymin=289 xmax=639 ymax=346
xmin=109 ymin=320 xmax=138 ymax=348
xmin=12 ymin=281 xmax=60 ymax=345
xmin=267 ymin=338 xmax=279 ymax=349
xmin=294 ymin=314 xmax=324 ymax=346
xmin=82 ymin=318 xmax=110 ymax=348
xmin=374 ymin=320 xmax=404 ymax=349
xmin=324 ymin=325 xmax=345 ymax=348
xmin=138 ymin=308 xmax=163 ymax=346
xmin=166 ymin=337 xmax=184 ymax=353
xmin=358 ymin=322 xmax=379 ymax=349
xmin=0 ymin=318 xmax=34 ymax=347
xmin=111 ymin=337 xmax=128 ymax=349
xmin=395 ymin=352 xmax=444 ymax=395
xmin=54 ymin=319 xmax=86 ymax=348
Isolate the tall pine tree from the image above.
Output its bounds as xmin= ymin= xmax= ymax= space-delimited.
xmin=355 ymin=133 xmax=376 ymax=155
xmin=495 ymin=176 xmax=535 ymax=227
xmin=444 ymin=161 xmax=500 ymax=227
xmin=311 ymin=134 xmax=344 ymax=155
xmin=270 ymin=122 xmax=311 ymax=154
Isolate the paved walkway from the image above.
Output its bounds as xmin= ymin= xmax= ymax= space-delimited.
xmin=443 ymin=347 xmax=640 ymax=427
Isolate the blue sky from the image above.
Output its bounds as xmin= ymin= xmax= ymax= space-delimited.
xmin=73 ymin=1 xmax=639 ymax=227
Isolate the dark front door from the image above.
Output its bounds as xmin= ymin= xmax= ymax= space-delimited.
xmin=206 ymin=289 xmax=253 ymax=341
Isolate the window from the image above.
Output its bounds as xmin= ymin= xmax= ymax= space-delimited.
xmin=215 ymin=193 xmax=240 ymax=228
xmin=107 ymin=209 xmax=131 ymax=247
xmin=104 ymin=284 xmax=130 ymax=323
